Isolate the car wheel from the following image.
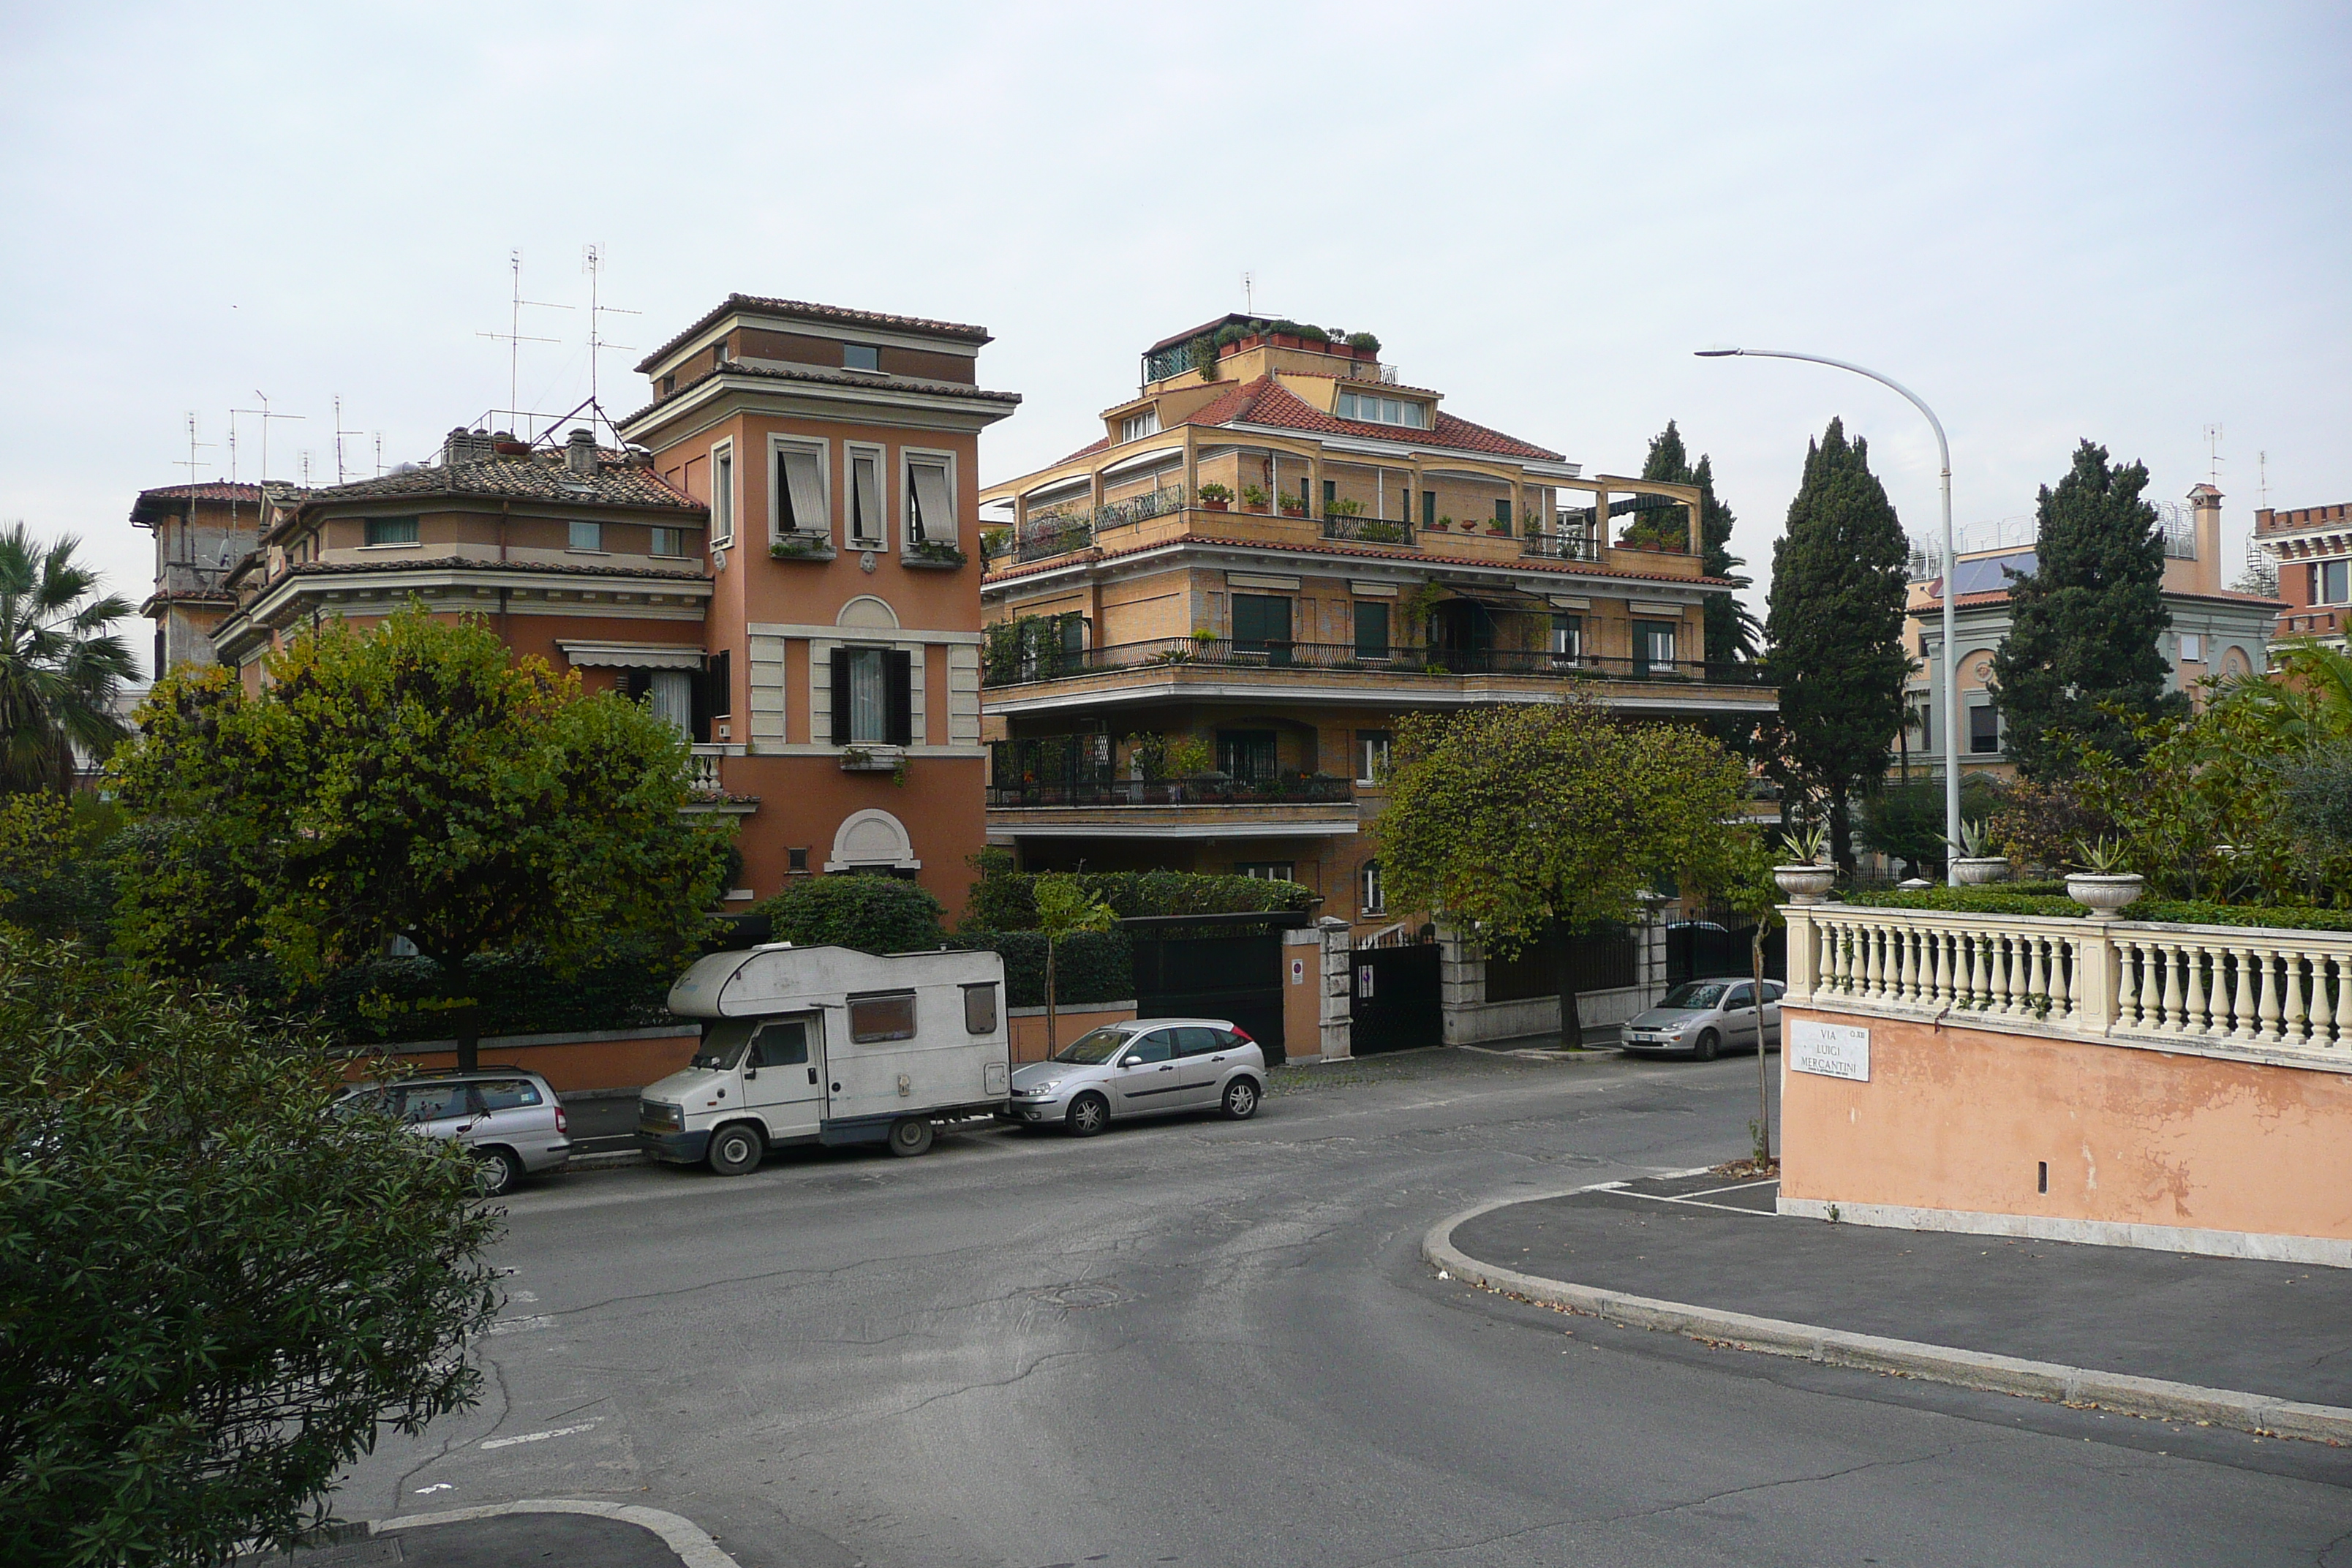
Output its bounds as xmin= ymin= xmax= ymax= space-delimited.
xmin=1692 ymin=1029 xmax=1720 ymax=1063
xmin=706 ymin=1122 xmax=764 ymax=1176
xmin=1066 ymin=1092 xmax=1109 ymax=1137
xmin=473 ymin=1146 xmax=524 ymax=1196
xmin=1221 ymin=1078 xmax=1259 ymax=1120
xmin=886 ymin=1117 xmax=935 ymax=1158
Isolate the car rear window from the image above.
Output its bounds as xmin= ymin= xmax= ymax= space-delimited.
xmin=399 ymin=1082 xmax=476 ymax=1123
xmin=1174 ymin=1027 xmax=1223 ymax=1057
xmin=476 ymin=1079 xmax=542 ymax=1111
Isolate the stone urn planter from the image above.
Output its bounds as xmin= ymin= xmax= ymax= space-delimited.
xmin=2065 ymin=872 xmax=2145 ymax=917
xmin=1774 ymin=863 xmax=1837 ymax=905
xmin=1952 ymin=856 xmax=2010 ymax=886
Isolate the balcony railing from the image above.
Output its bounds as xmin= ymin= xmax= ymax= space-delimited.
xmin=1522 ymin=529 xmax=1602 ymax=562
xmin=987 ymin=775 xmax=1356 ymax=809
xmin=1320 ymin=515 xmax=1417 ymax=547
xmin=982 ymin=636 xmax=1771 ymax=688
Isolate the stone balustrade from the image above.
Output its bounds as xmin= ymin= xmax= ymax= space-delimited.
xmin=1785 ymin=904 xmax=2352 ymax=1062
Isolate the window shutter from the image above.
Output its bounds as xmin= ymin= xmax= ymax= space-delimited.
xmin=908 ymin=462 xmax=954 ymax=543
xmin=706 ymin=649 xmax=732 ymax=718
xmin=829 ymin=649 xmax=851 ymax=746
xmin=778 ymin=448 xmax=826 ymax=535
xmin=885 ymin=649 xmax=914 ymax=746
xmin=624 ymin=669 xmax=652 ymax=702
xmin=689 ymin=658 xmax=711 ymax=743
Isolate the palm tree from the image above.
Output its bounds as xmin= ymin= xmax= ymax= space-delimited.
xmin=0 ymin=523 xmax=137 ymax=794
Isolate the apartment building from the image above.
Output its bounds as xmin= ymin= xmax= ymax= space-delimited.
xmin=186 ymin=293 xmax=1019 ymax=921
xmin=2257 ymin=497 xmax=2352 ymax=652
xmin=1899 ymin=483 xmax=2282 ymax=780
xmin=130 ymin=480 xmax=265 ymax=672
xmin=976 ymin=314 xmax=1774 ymax=932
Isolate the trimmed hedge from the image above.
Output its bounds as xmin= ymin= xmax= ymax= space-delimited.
xmin=1841 ymin=885 xmax=2352 ymax=932
xmin=964 ymin=865 xmax=1316 ymax=932
xmin=951 ymin=929 xmax=1132 ymax=1008
xmin=755 ymin=874 xmax=946 ymax=954
xmin=204 ymin=950 xmax=681 ymax=1047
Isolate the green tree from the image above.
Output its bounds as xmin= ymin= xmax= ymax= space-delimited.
xmin=109 ymin=604 xmax=734 ymax=1070
xmin=1764 ymin=419 xmax=1912 ymax=870
xmin=1033 ymin=872 xmax=1115 ymax=1055
xmin=1625 ymin=421 xmax=1758 ymax=663
xmin=1376 ymin=701 xmax=1746 ymax=1046
xmin=1988 ymin=441 xmax=2185 ymax=780
xmin=0 ymin=931 xmax=501 ymax=1565
xmin=0 ymin=523 xmax=136 ymax=794
xmin=757 ymin=872 xmax=946 ymax=954
xmin=0 ymin=791 xmax=119 ymax=944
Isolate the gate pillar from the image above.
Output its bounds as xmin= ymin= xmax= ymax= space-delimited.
xmin=1318 ymin=917 xmax=1354 ymax=1062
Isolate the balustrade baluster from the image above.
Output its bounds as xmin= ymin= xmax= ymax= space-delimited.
xmin=2334 ymin=955 xmax=2352 ymax=1049
xmin=2182 ymin=941 xmax=2210 ymax=1039
xmin=2282 ymin=950 xmax=2310 ymax=1045
xmin=1894 ymin=927 xmax=1915 ymax=1002
xmin=2024 ymin=935 xmax=2047 ymax=1019
xmin=2257 ymin=948 xmax=2283 ymax=1044
xmin=2115 ymin=939 xmax=2142 ymax=1030
xmin=2055 ymin=934 xmax=2076 ymax=1022
xmin=2226 ymin=948 xmax=2255 ymax=1042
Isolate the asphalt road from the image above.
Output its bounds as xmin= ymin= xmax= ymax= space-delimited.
xmin=332 ymin=1049 xmax=2352 ymax=1567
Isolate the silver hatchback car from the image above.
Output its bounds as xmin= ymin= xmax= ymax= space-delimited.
xmin=1006 ymin=1018 xmax=1266 ymax=1136
xmin=1619 ymin=979 xmax=1785 ymax=1060
xmin=331 ymin=1068 xmax=573 ymax=1194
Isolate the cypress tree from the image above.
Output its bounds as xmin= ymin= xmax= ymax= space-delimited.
xmin=1624 ymin=423 xmax=1758 ymax=664
xmin=1989 ymin=440 xmax=2185 ymax=780
xmin=1764 ymin=418 xmax=1912 ymax=868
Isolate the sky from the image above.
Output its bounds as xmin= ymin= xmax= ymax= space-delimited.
xmin=4 ymin=1 xmax=2346 ymax=674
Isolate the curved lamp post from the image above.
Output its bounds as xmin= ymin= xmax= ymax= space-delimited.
xmin=1695 ymin=347 xmax=1960 ymax=885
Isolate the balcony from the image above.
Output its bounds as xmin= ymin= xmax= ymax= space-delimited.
xmin=984 ymin=636 xmax=1770 ymax=688
xmin=985 ymin=772 xmax=1360 ymax=843
xmin=1321 ymin=514 xmax=1417 ymax=548
xmin=987 ymin=774 xmax=1354 ymax=808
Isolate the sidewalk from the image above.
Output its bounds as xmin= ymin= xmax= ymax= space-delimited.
xmin=1432 ymin=1172 xmax=2352 ymax=1438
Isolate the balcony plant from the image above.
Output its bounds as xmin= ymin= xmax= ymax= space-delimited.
xmin=2065 ymin=837 xmax=2145 ymax=916
xmin=1772 ymin=825 xmax=1836 ymax=903
xmin=1357 ymin=520 xmax=1407 ymax=545
xmin=1278 ymin=494 xmax=1308 ymax=518
xmin=905 ymin=539 xmax=966 ymax=570
xmin=1326 ymin=497 xmax=1363 ymax=518
xmin=980 ymin=526 xmax=1012 ymax=559
xmin=1946 ymin=819 xmax=2009 ymax=885
xmin=1428 ymin=513 xmax=1452 ymax=532
xmin=1240 ymin=484 xmax=1270 ymax=513
xmin=769 ymin=532 xmax=834 ymax=562
xmin=1196 ymin=483 xmax=1232 ymax=512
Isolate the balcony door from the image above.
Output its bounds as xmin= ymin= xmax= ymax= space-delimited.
xmin=1217 ymin=730 xmax=1278 ymax=785
xmin=1232 ymin=594 xmax=1293 ymax=665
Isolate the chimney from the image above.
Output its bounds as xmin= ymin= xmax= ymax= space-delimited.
xmin=441 ymin=426 xmax=497 ymax=467
xmin=565 ymin=427 xmax=600 ymax=478
xmin=2186 ymin=483 xmax=2223 ymax=595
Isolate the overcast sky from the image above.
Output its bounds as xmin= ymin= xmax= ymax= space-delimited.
xmin=4 ymin=2 xmax=2345 ymax=673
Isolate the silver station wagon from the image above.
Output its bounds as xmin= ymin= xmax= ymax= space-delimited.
xmin=1006 ymin=1018 xmax=1266 ymax=1135
xmin=1620 ymin=979 xmax=1784 ymax=1060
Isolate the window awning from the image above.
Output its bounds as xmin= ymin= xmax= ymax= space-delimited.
xmin=559 ymin=640 xmax=706 ymax=671
xmin=1439 ymin=584 xmax=1550 ymax=611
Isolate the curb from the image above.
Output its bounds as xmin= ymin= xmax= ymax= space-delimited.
xmin=566 ymin=1149 xmax=648 ymax=1172
xmin=1422 ymin=1189 xmax=2352 ymax=1446
xmin=372 ymin=1498 xmax=741 ymax=1567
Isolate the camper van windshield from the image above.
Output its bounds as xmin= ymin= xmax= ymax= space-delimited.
xmin=693 ymin=1019 xmax=758 ymax=1071
xmin=1053 ymin=1026 xmax=1134 ymax=1066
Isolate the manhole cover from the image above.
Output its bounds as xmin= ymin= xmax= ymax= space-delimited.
xmin=1042 ymin=1284 xmax=1126 ymax=1309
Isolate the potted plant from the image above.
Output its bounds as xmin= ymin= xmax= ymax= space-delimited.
xmin=1278 ymin=493 xmax=1308 ymax=518
xmin=2065 ymin=837 xmax=2145 ymax=916
xmin=1240 ymin=483 xmax=1270 ymax=513
xmin=770 ymin=532 xmax=834 ymax=562
xmin=1358 ymin=520 xmax=1406 ymax=545
xmin=1772 ymin=826 xmax=1837 ymax=904
xmin=1196 ymin=483 xmax=1232 ymax=512
xmin=1428 ymin=513 xmax=1451 ymax=532
xmin=1327 ymin=497 xmax=1363 ymax=518
xmin=1947 ymin=819 xmax=2009 ymax=884
xmin=904 ymin=538 xmax=966 ymax=569
xmin=1191 ymin=627 xmax=1216 ymax=649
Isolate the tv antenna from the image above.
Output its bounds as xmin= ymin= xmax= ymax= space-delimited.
xmin=1243 ymin=271 xmax=1255 ymax=314
xmin=478 ymin=249 xmax=570 ymax=440
xmin=231 ymin=392 xmax=306 ymax=483
xmin=2202 ymin=422 xmax=2224 ymax=484
xmin=374 ymin=431 xmax=386 ymax=478
xmin=332 ymin=396 xmax=362 ymax=486
xmin=300 ymin=451 xmax=313 ymax=487
xmin=2258 ymin=450 xmax=2269 ymax=510
xmin=174 ymin=414 xmax=216 ymax=502
xmin=583 ymin=244 xmax=638 ymax=419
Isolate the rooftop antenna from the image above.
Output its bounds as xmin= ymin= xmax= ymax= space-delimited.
xmin=300 ymin=451 xmax=312 ymax=487
xmin=232 ymin=392 xmax=305 ymax=483
xmin=478 ymin=249 xmax=569 ymax=441
xmin=374 ymin=431 xmax=385 ymax=477
xmin=583 ymin=244 xmax=638 ymax=438
xmin=174 ymin=417 xmax=216 ymax=559
xmin=2258 ymin=450 xmax=2269 ymax=510
xmin=1243 ymin=270 xmax=1255 ymax=314
xmin=332 ymin=396 xmax=361 ymax=486
xmin=2203 ymin=422 xmax=2224 ymax=485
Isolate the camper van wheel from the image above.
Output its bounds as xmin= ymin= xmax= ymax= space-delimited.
xmin=886 ymin=1117 xmax=935 ymax=1158
xmin=1066 ymin=1093 xmax=1109 ymax=1137
xmin=707 ymin=1123 xmax=764 ymax=1176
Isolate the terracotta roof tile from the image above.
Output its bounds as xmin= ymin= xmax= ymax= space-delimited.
xmin=275 ymin=555 xmax=711 ymax=584
xmin=636 ymin=293 xmax=992 ymax=374
xmin=1174 ymin=376 xmax=1562 ymax=461
xmin=289 ymin=454 xmax=703 ymax=521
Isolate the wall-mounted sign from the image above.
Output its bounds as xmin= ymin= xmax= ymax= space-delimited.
xmin=1291 ymin=958 xmax=1307 ymax=985
xmin=1790 ymin=1019 xmax=1871 ymax=1082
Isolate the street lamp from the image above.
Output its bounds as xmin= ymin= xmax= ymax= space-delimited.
xmin=1695 ymin=347 xmax=1961 ymax=885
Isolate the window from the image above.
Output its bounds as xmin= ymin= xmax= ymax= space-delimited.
xmin=849 ymin=450 xmax=884 ymax=544
xmin=1493 ymin=498 xmax=1512 ymax=527
xmin=829 ymin=647 xmax=913 ymax=746
xmin=775 ymin=443 xmax=828 ymax=536
xmin=1322 ymin=478 xmax=1337 ymax=509
xmin=1722 ymin=984 xmax=1754 ymax=1010
xmin=1235 ymin=862 xmax=1294 ymax=882
xmin=706 ymin=649 xmax=731 ymax=719
xmin=1633 ymin=619 xmax=1678 ymax=674
xmin=1970 ymin=703 xmax=2001 ymax=755
xmin=843 ymin=343 xmax=881 ymax=372
xmin=963 ymin=983 xmax=999 ymax=1035
xmin=2179 ymin=632 xmax=2204 ymax=663
xmin=568 ymin=519 xmax=603 ymax=551
xmin=1550 ymin=614 xmax=1583 ymax=661
xmin=749 ymin=1021 xmax=809 ymax=1068
xmin=1911 ymin=702 xmax=1931 ymax=748
xmin=710 ymin=445 xmax=735 ymax=546
xmin=1360 ymin=860 xmax=1385 ymax=914
xmin=475 ymin=1079 xmax=541 ymax=1111
xmin=364 ymin=516 xmax=419 ymax=546
xmin=2321 ymin=560 xmax=2350 ymax=604
xmin=398 ymin=1082 xmax=475 ymax=1124
xmin=1231 ymin=594 xmax=1292 ymax=654
xmin=712 ymin=339 xmax=731 ymax=368
xmin=1354 ymin=600 xmax=1390 ymax=659
xmin=660 ymin=374 xmax=676 ymax=396
xmin=650 ymin=526 xmax=686 ymax=557
xmin=1173 ymin=1026 xmax=1222 ymax=1058
xmin=1356 ymin=730 xmax=1390 ymax=785
xmin=848 ymin=992 xmax=917 ymax=1043
xmin=788 ymin=847 xmax=810 ymax=872
xmin=1336 ymin=391 xmax=1426 ymax=428
xmin=906 ymin=458 xmax=954 ymax=544
xmin=1123 ymin=1030 xmax=1176 ymax=1064
xmin=1058 ymin=614 xmax=1086 ymax=662
xmin=1218 ymin=730 xmax=1278 ymax=783
xmin=627 ymin=668 xmax=694 ymax=736
xmin=1120 ymin=409 xmax=1161 ymax=442
xmin=1422 ymin=490 xmax=1436 ymax=527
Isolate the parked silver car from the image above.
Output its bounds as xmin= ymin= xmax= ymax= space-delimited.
xmin=1620 ymin=979 xmax=1785 ymax=1060
xmin=1006 ymin=1018 xmax=1266 ymax=1136
xmin=332 ymin=1068 xmax=573 ymax=1194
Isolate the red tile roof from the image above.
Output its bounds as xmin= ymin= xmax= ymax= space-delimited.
xmin=1175 ymin=376 xmax=1561 ymax=461
xmin=129 ymin=481 xmax=266 ymax=524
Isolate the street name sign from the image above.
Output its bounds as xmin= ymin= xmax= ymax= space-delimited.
xmin=1790 ymin=1019 xmax=1871 ymax=1082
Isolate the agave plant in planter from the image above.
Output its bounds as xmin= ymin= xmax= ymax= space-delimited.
xmin=1196 ymin=483 xmax=1232 ymax=512
xmin=2065 ymin=837 xmax=2145 ymax=916
xmin=1772 ymin=825 xmax=1836 ymax=903
xmin=1946 ymin=819 xmax=2009 ymax=885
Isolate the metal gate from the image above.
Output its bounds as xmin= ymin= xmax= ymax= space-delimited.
xmin=1350 ymin=936 xmax=1442 ymax=1055
xmin=1128 ymin=921 xmax=1289 ymax=1065
xmin=1666 ymin=921 xmax=1787 ymax=986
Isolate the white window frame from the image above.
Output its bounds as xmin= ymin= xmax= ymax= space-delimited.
xmin=767 ymin=434 xmax=832 ymax=542
xmin=568 ymin=519 xmax=603 ymax=553
xmin=1360 ymin=860 xmax=1385 ymax=915
xmin=902 ymin=446 xmax=957 ymax=550
xmin=708 ymin=440 xmax=736 ymax=549
xmin=2178 ymin=632 xmax=2204 ymax=663
xmin=845 ymin=441 xmax=889 ymax=551
xmin=1355 ymin=731 xmax=1390 ymax=786
xmin=1120 ymin=409 xmax=1161 ymax=443
xmin=2321 ymin=559 xmax=2350 ymax=605
xmin=649 ymin=525 xmax=686 ymax=558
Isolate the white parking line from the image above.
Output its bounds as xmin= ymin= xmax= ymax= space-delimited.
xmin=479 ymin=1417 xmax=604 ymax=1451
xmin=484 ymin=1314 xmax=556 ymax=1335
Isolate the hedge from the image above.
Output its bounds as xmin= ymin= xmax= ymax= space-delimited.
xmin=951 ymin=929 xmax=1132 ymax=1008
xmin=965 ymin=865 xmax=1316 ymax=932
xmin=203 ymin=949 xmax=681 ymax=1047
xmin=1840 ymin=885 xmax=2352 ymax=932
xmin=755 ymin=874 xmax=946 ymax=954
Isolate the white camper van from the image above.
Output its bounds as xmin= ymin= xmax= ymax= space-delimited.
xmin=638 ymin=943 xmax=1011 ymax=1173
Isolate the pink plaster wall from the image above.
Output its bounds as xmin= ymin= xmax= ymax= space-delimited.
xmin=1780 ymin=1006 xmax=2352 ymax=1241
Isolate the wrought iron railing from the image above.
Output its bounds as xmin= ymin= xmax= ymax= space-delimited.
xmin=1522 ymin=529 xmax=1602 ymax=562
xmin=987 ymin=775 xmax=1355 ymax=809
xmin=980 ymin=637 xmax=1773 ymax=687
xmin=1320 ymin=515 xmax=1417 ymax=547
